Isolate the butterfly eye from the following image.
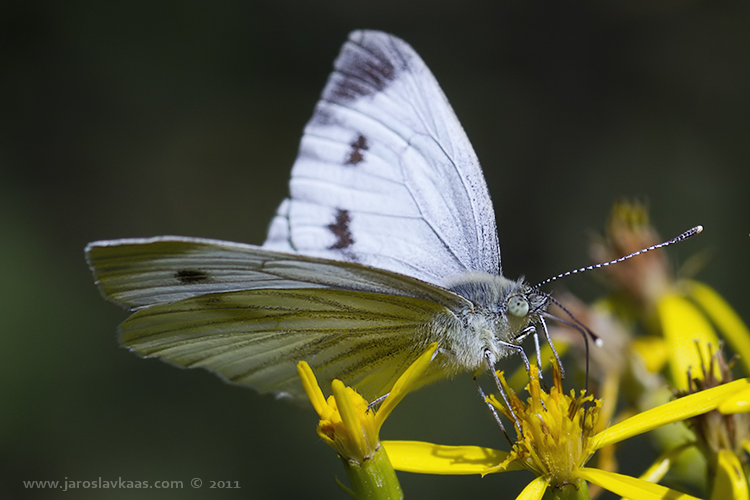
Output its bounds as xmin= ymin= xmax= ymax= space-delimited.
xmin=507 ymin=295 xmax=530 ymax=317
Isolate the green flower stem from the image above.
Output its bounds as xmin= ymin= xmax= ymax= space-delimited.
xmin=543 ymin=480 xmax=590 ymax=500
xmin=341 ymin=446 xmax=403 ymax=500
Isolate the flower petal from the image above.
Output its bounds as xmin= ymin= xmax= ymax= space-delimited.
xmin=683 ymin=280 xmax=750 ymax=375
xmin=630 ymin=336 xmax=668 ymax=374
xmin=333 ymin=379 xmax=368 ymax=456
xmin=710 ymin=449 xmax=749 ymax=500
xmin=637 ymin=443 xmax=694 ymax=484
xmin=718 ymin=386 xmax=750 ymax=414
xmin=297 ymin=361 xmax=329 ymax=419
xmin=657 ymin=293 xmax=721 ymax=390
xmin=592 ymin=378 xmax=750 ymax=450
xmin=516 ymin=476 xmax=550 ymax=500
xmin=376 ymin=343 xmax=437 ymax=429
xmin=381 ymin=440 xmax=516 ymax=475
xmin=577 ymin=467 xmax=702 ymax=500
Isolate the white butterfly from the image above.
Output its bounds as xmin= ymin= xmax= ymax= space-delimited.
xmin=86 ymin=30 xmax=552 ymax=401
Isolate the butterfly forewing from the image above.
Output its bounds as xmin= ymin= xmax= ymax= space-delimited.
xmin=86 ymin=236 xmax=469 ymax=311
xmin=120 ymin=288 xmax=451 ymax=400
xmin=86 ymin=237 xmax=319 ymax=309
xmin=264 ymin=30 xmax=501 ymax=285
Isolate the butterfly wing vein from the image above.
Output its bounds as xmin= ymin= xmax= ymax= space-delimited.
xmin=121 ymin=288 xmax=450 ymax=400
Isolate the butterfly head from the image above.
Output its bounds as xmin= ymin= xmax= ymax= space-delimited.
xmin=506 ymin=294 xmax=530 ymax=317
xmin=446 ymin=273 xmax=550 ymax=350
xmin=503 ymin=281 xmax=549 ymax=335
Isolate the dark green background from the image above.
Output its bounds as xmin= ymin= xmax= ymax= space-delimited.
xmin=2 ymin=1 xmax=748 ymax=498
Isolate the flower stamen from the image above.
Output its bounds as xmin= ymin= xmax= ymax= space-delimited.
xmin=485 ymin=362 xmax=601 ymax=487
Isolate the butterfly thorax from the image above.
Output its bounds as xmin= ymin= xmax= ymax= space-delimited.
xmin=436 ymin=272 xmax=549 ymax=370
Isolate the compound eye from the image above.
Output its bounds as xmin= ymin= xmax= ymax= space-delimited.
xmin=507 ymin=295 xmax=530 ymax=317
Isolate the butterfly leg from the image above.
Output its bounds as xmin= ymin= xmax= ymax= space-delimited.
xmin=532 ymin=328 xmax=543 ymax=377
xmin=539 ymin=316 xmax=565 ymax=378
xmin=484 ymin=350 xmax=524 ymax=438
xmin=367 ymin=393 xmax=390 ymax=412
xmin=474 ymin=377 xmax=512 ymax=445
xmin=514 ymin=325 xmax=544 ymax=381
xmin=512 ymin=325 xmax=535 ymax=343
xmin=497 ymin=339 xmax=531 ymax=374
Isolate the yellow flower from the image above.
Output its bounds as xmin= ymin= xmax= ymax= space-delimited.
xmin=590 ymin=203 xmax=750 ymax=390
xmin=576 ymin=202 xmax=750 ymax=492
xmin=382 ymin=361 xmax=750 ymax=500
xmin=719 ymin=387 xmax=750 ymax=414
xmin=676 ymin=346 xmax=750 ymax=500
xmin=484 ymin=364 xmax=599 ymax=485
xmin=680 ymin=280 xmax=750 ymax=378
xmin=297 ymin=342 xmax=438 ymax=500
xmin=590 ymin=201 xmax=740 ymax=390
xmin=655 ymin=292 xmax=722 ymax=390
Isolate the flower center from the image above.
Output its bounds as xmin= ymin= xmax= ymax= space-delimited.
xmin=488 ymin=363 xmax=601 ymax=486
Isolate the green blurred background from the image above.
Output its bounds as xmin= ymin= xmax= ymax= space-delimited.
xmin=1 ymin=1 xmax=748 ymax=498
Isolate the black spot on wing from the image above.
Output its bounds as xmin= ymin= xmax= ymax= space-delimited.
xmin=328 ymin=209 xmax=354 ymax=250
xmin=175 ymin=269 xmax=210 ymax=284
xmin=346 ymin=135 xmax=369 ymax=165
xmin=328 ymin=39 xmax=399 ymax=102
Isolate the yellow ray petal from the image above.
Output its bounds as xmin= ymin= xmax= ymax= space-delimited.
xmin=683 ymin=280 xmax=750 ymax=375
xmin=710 ymin=449 xmax=749 ymax=500
xmin=718 ymin=386 xmax=750 ymax=414
xmin=657 ymin=293 xmax=721 ymax=390
xmin=332 ymin=379 xmax=368 ymax=456
xmin=636 ymin=442 xmax=694 ymax=484
xmin=516 ymin=476 xmax=550 ymax=500
xmin=592 ymin=378 xmax=750 ymax=450
xmin=577 ymin=467 xmax=701 ymax=500
xmin=381 ymin=441 xmax=516 ymax=475
xmin=376 ymin=343 xmax=437 ymax=429
xmin=297 ymin=361 xmax=329 ymax=419
xmin=630 ymin=336 xmax=668 ymax=374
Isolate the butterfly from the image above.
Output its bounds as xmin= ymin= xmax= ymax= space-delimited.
xmin=86 ymin=30 xmax=554 ymax=402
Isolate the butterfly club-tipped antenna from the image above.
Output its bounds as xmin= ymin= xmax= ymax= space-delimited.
xmin=535 ymin=225 xmax=704 ymax=289
xmin=533 ymin=224 xmax=703 ymax=396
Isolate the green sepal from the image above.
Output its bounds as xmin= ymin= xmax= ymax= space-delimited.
xmin=340 ymin=446 xmax=403 ymax=500
xmin=543 ymin=479 xmax=590 ymax=500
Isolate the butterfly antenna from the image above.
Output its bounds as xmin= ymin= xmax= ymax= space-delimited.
xmin=545 ymin=294 xmax=602 ymax=348
xmin=533 ymin=225 xmax=703 ymax=288
xmin=543 ymin=311 xmax=593 ymax=394
xmin=541 ymin=304 xmax=598 ymax=420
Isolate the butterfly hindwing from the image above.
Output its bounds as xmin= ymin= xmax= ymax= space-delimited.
xmin=264 ymin=30 xmax=501 ymax=285
xmin=120 ymin=287 xmax=452 ymax=400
